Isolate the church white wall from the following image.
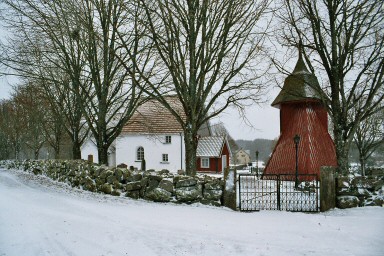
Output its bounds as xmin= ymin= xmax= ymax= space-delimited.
xmin=81 ymin=139 xmax=99 ymax=164
xmin=115 ymin=133 xmax=185 ymax=173
xmin=81 ymin=139 xmax=116 ymax=167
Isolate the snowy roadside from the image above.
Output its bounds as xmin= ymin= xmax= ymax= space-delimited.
xmin=0 ymin=168 xmax=383 ymax=256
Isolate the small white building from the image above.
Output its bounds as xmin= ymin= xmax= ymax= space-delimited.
xmin=234 ymin=148 xmax=251 ymax=165
xmin=81 ymin=96 xmax=211 ymax=172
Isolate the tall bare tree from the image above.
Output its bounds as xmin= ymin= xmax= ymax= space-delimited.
xmin=353 ymin=108 xmax=384 ymax=176
xmin=121 ymin=0 xmax=270 ymax=175
xmin=0 ymin=99 xmax=23 ymax=160
xmin=74 ymin=0 xmax=149 ymax=165
xmin=39 ymin=73 xmax=90 ymax=160
xmin=276 ymin=0 xmax=384 ymax=174
xmin=0 ymin=0 xmax=90 ymax=159
xmin=1 ymin=0 xmax=148 ymax=164
xmin=12 ymin=82 xmax=46 ymax=159
xmin=39 ymin=87 xmax=66 ymax=159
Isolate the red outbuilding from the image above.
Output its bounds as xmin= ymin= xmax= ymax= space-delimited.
xmin=196 ymin=136 xmax=231 ymax=174
xmin=264 ymin=53 xmax=337 ymax=178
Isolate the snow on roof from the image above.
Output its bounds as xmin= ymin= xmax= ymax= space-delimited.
xmin=197 ymin=136 xmax=226 ymax=157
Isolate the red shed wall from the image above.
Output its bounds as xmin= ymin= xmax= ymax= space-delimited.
xmin=220 ymin=143 xmax=230 ymax=171
xmin=197 ymin=142 xmax=230 ymax=173
xmin=197 ymin=156 xmax=218 ymax=172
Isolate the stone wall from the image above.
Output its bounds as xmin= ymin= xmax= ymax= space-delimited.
xmin=336 ymin=174 xmax=384 ymax=209
xmin=0 ymin=160 xmax=224 ymax=206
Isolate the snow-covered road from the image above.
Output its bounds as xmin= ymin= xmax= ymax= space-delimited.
xmin=0 ymin=168 xmax=383 ymax=256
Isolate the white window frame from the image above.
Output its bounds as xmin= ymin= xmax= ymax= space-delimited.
xmin=165 ymin=135 xmax=172 ymax=144
xmin=162 ymin=153 xmax=169 ymax=163
xmin=201 ymin=158 xmax=210 ymax=168
xmin=136 ymin=146 xmax=144 ymax=161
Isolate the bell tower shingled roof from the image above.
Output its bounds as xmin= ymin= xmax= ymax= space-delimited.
xmin=271 ymin=49 xmax=321 ymax=108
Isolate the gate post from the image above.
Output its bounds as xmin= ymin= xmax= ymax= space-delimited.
xmin=223 ymin=167 xmax=237 ymax=211
xmin=320 ymin=166 xmax=336 ymax=212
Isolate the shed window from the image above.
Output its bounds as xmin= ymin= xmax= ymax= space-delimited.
xmin=137 ymin=146 xmax=144 ymax=161
xmin=201 ymin=158 xmax=210 ymax=168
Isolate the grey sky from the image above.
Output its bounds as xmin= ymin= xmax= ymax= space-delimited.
xmin=0 ymin=79 xmax=281 ymax=140
xmin=214 ymin=90 xmax=280 ymax=140
xmin=0 ymin=76 xmax=14 ymax=97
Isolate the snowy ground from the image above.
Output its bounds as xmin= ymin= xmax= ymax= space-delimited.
xmin=0 ymin=168 xmax=383 ymax=256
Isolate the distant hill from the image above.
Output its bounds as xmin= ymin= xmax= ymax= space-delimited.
xmin=235 ymin=138 xmax=276 ymax=163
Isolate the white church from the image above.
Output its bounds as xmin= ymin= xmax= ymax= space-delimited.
xmin=81 ymin=97 xmax=214 ymax=172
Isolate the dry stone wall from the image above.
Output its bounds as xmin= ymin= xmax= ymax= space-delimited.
xmin=336 ymin=173 xmax=384 ymax=209
xmin=0 ymin=160 xmax=224 ymax=206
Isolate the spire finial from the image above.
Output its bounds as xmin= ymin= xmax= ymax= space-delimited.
xmin=292 ymin=39 xmax=308 ymax=73
xmin=298 ymin=39 xmax=303 ymax=59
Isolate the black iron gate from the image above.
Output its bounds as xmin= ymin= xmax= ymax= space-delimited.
xmin=238 ymin=174 xmax=320 ymax=212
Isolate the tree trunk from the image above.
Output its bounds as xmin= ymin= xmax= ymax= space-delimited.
xmin=14 ymin=143 xmax=20 ymax=160
xmin=53 ymin=139 xmax=60 ymax=159
xmin=335 ymin=146 xmax=349 ymax=175
xmin=184 ymin=127 xmax=198 ymax=176
xmin=72 ymin=141 xmax=82 ymax=160
xmin=360 ymin=157 xmax=366 ymax=176
xmin=97 ymin=143 xmax=109 ymax=166
xmin=333 ymin=122 xmax=351 ymax=175
xmin=34 ymin=149 xmax=39 ymax=160
xmin=13 ymin=145 xmax=17 ymax=160
xmin=54 ymin=147 xmax=60 ymax=159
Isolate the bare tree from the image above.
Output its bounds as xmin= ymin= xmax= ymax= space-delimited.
xmin=0 ymin=0 xmax=90 ymax=159
xmin=0 ymin=0 xmax=148 ymax=164
xmin=122 ymin=0 xmax=270 ymax=175
xmin=73 ymin=0 xmax=148 ymax=165
xmin=39 ymin=89 xmax=66 ymax=159
xmin=0 ymin=99 xmax=23 ymax=160
xmin=276 ymin=0 xmax=384 ymax=174
xmin=39 ymin=73 xmax=90 ymax=160
xmin=12 ymin=82 xmax=46 ymax=159
xmin=0 ymin=102 xmax=10 ymax=160
xmin=353 ymin=108 xmax=384 ymax=176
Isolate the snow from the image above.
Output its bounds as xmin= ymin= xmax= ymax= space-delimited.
xmin=225 ymin=169 xmax=235 ymax=191
xmin=1 ymin=168 xmax=383 ymax=256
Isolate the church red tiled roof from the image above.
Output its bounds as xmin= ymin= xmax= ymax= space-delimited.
xmin=121 ymin=97 xmax=185 ymax=134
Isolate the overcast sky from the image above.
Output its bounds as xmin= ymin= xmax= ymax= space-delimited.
xmin=0 ymin=79 xmax=281 ymax=141
xmin=213 ymin=89 xmax=281 ymax=140
xmin=0 ymin=76 xmax=13 ymax=98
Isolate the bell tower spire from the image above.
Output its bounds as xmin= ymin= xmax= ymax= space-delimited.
xmin=292 ymin=40 xmax=308 ymax=73
xmin=271 ymin=42 xmax=321 ymax=108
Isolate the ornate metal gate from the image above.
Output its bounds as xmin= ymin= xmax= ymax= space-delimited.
xmin=238 ymin=174 xmax=320 ymax=212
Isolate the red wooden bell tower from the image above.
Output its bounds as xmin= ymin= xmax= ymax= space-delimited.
xmin=264 ymin=54 xmax=337 ymax=178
